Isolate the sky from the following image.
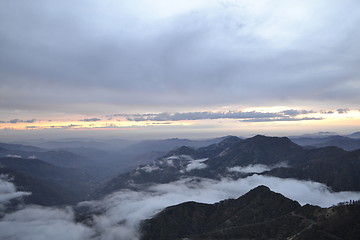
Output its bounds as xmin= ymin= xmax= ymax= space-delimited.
xmin=1 ymin=0 xmax=360 ymax=140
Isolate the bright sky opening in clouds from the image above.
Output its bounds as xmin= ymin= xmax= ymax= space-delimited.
xmin=0 ymin=0 xmax=359 ymax=140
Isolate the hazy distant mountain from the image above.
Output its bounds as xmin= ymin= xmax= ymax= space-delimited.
xmin=4 ymin=137 xmax=229 ymax=181
xmin=0 ymin=142 xmax=44 ymax=152
xmin=119 ymin=137 xmax=228 ymax=156
xmin=291 ymin=135 xmax=360 ymax=151
xmin=0 ymin=142 xmax=139 ymax=181
xmin=12 ymin=139 xmax=135 ymax=151
xmin=347 ymin=132 xmax=360 ymax=139
xmin=291 ymin=135 xmax=345 ymax=146
xmin=0 ymin=142 xmax=92 ymax=168
xmin=294 ymin=131 xmax=338 ymax=138
xmin=314 ymin=137 xmax=360 ymax=151
xmin=0 ymin=167 xmax=77 ymax=206
xmin=18 ymin=137 xmax=226 ymax=155
xmin=0 ymin=157 xmax=96 ymax=204
xmin=141 ymin=185 xmax=360 ymax=240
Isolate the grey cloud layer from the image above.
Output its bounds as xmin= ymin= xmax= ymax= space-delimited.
xmin=116 ymin=109 xmax=322 ymax=122
xmin=0 ymin=0 xmax=360 ymax=113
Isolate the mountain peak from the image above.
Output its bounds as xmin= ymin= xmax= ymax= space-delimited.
xmin=248 ymin=135 xmax=291 ymax=143
xmin=245 ymin=135 xmax=301 ymax=151
xmin=246 ymin=185 xmax=270 ymax=193
xmin=206 ymin=135 xmax=303 ymax=168
xmin=252 ymin=134 xmax=267 ymax=138
xmin=216 ymin=135 xmax=242 ymax=147
xmin=235 ymin=185 xmax=299 ymax=209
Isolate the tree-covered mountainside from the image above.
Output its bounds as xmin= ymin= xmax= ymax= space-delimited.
xmin=141 ymin=186 xmax=360 ymax=240
xmin=266 ymin=149 xmax=360 ymax=191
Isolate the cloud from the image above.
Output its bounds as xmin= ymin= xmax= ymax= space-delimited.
xmin=228 ymin=164 xmax=272 ymax=173
xmin=240 ymin=117 xmax=323 ymax=122
xmin=138 ymin=165 xmax=160 ymax=173
xmin=50 ymin=124 xmax=82 ymax=129
xmin=321 ymin=110 xmax=335 ymax=114
xmin=5 ymin=154 xmax=22 ymax=158
xmin=118 ymin=110 xmax=322 ymax=122
xmin=0 ymin=206 xmax=94 ymax=240
xmin=0 ymin=176 xmax=93 ymax=240
xmin=186 ymin=158 xmax=208 ymax=171
xmin=0 ymin=119 xmax=37 ymax=124
xmin=337 ymin=108 xmax=350 ymax=114
xmin=9 ymin=119 xmax=22 ymax=124
xmin=0 ymin=175 xmax=31 ymax=211
xmin=79 ymin=118 xmax=101 ymax=122
xmin=315 ymin=131 xmax=338 ymax=136
xmin=281 ymin=109 xmax=315 ymax=116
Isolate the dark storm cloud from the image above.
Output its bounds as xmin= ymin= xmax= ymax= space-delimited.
xmin=0 ymin=0 xmax=359 ymax=114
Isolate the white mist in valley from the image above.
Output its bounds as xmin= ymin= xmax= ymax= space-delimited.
xmin=1 ymin=174 xmax=360 ymax=240
xmin=0 ymin=174 xmax=31 ymax=211
xmin=0 ymin=206 xmax=93 ymax=240
xmin=227 ymin=162 xmax=289 ymax=174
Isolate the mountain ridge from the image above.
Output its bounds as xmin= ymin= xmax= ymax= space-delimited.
xmin=98 ymin=135 xmax=353 ymax=196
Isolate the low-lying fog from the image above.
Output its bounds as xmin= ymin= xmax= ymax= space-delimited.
xmin=1 ymin=174 xmax=360 ymax=240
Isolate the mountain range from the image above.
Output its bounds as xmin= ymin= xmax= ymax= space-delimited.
xmin=97 ymin=134 xmax=360 ymax=196
xmin=2 ymin=133 xmax=360 ymax=205
xmin=290 ymin=135 xmax=360 ymax=151
xmin=0 ymin=136 xmax=226 ymax=205
xmin=1 ymin=132 xmax=360 ymax=239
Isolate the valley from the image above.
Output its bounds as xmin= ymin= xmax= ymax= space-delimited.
xmin=1 ymin=133 xmax=360 ymax=239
